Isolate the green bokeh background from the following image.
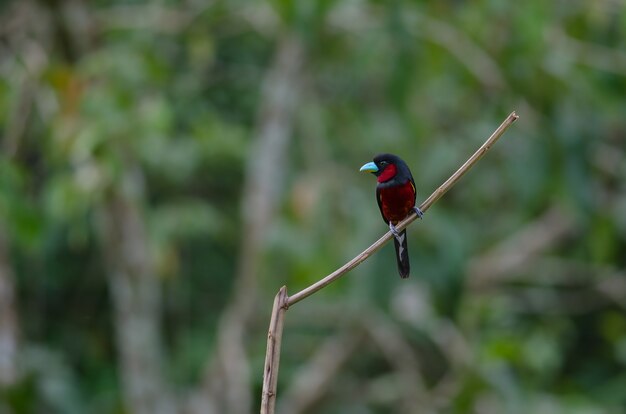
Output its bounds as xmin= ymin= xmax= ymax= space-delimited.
xmin=1 ymin=1 xmax=625 ymax=413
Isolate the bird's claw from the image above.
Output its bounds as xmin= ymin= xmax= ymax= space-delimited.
xmin=413 ymin=206 xmax=424 ymax=219
xmin=389 ymin=222 xmax=401 ymax=239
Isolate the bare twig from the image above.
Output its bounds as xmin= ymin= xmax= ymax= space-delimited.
xmin=259 ymin=112 xmax=518 ymax=413
xmin=287 ymin=111 xmax=519 ymax=307
xmin=260 ymin=287 xmax=289 ymax=414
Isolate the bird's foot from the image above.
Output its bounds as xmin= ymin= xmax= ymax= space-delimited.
xmin=413 ymin=206 xmax=424 ymax=219
xmin=389 ymin=222 xmax=401 ymax=239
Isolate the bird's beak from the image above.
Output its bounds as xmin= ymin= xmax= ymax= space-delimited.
xmin=359 ymin=161 xmax=379 ymax=173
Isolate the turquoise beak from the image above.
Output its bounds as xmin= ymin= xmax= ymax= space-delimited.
xmin=359 ymin=161 xmax=378 ymax=173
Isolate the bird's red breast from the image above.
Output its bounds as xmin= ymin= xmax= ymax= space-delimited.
xmin=378 ymin=180 xmax=416 ymax=224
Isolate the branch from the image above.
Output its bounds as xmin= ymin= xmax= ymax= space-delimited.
xmin=287 ymin=111 xmax=519 ymax=306
xmin=259 ymin=112 xmax=518 ymax=413
xmin=260 ymin=286 xmax=289 ymax=414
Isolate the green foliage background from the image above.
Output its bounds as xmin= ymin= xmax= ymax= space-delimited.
xmin=1 ymin=0 xmax=625 ymax=413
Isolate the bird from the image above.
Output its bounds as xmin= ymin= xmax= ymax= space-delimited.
xmin=360 ymin=153 xmax=423 ymax=278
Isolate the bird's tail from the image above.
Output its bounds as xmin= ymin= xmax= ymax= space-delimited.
xmin=393 ymin=229 xmax=410 ymax=278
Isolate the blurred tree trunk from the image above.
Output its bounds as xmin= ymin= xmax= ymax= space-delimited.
xmin=192 ymin=35 xmax=305 ymax=414
xmin=97 ymin=162 xmax=176 ymax=414
xmin=0 ymin=227 xmax=18 ymax=387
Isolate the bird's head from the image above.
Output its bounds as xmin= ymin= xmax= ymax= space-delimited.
xmin=359 ymin=153 xmax=405 ymax=183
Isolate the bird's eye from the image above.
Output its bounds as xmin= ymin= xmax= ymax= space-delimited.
xmin=379 ymin=161 xmax=388 ymax=166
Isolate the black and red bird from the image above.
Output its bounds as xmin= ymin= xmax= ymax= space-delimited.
xmin=360 ymin=154 xmax=423 ymax=278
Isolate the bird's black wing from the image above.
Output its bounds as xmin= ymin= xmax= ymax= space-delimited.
xmin=375 ymin=186 xmax=389 ymax=224
xmin=407 ymin=169 xmax=417 ymax=205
